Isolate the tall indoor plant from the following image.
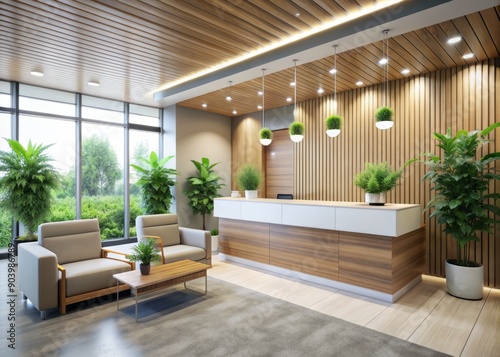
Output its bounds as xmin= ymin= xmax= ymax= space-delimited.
xmin=420 ymin=123 xmax=500 ymax=299
xmin=184 ymin=157 xmax=224 ymax=230
xmin=353 ymin=162 xmax=403 ymax=205
xmin=0 ymin=139 xmax=60 ymax=250
xmin=131 ymin=151 xmax=179 ymax=214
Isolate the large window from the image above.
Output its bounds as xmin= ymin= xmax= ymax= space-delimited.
xmin=19 ymin=84 xmax=75 ymax=116
xmin=82 ymin=122 xmax=124 ymax=239
xmin=129 ymin=128 xmax=160 ymax=236
xmin=0 ymin=82 xmax=161 ymax=248
xmin=19 ymin=115 xmax=77 ymax=224
xmin=0 ymin=81 xmax=10 ymax=108
xmin=0 ymin=113 xmax=12 ymax=249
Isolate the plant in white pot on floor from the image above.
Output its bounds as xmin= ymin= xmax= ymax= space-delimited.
xmin=236 ymin=164 xmax=263 ymax=199
xmin=419 ymin=122 xmax=500 ymax=300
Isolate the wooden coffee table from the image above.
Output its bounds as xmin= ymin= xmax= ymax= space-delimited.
xmin=113 ymin=259 xmax=210 ymax=321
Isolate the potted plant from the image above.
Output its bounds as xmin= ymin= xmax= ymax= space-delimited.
xmin=259 ymin=128 xmax=273 ymax=146
xmin=420 ymin=123 xmax=500 ymax=300
xmin=184 ymin=157 xmax=224 ymax=230
xmin=131 ymin=151 xmax=179 ymax=214
xmin=210 ymin=229 xmax=219 ymax=253
xmin=0 ymin=139 xmax=60 ymax=254
xmin=236 ymin=164 xmax=263 ymax=199
xmin=353 ymin=162 xmax=403 ymax=205
xmin=325 ymin=115 xmax=342 ymax=137
xmin=375 ymin=106 xmax=394 ymax=129
xmin=126 ymin=238 xmax=162 ymax=275
xmin=289 ymin=122 xmax=305 ymax=142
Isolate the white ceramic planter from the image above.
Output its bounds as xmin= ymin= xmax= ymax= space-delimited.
xmin=211 ymin=235 xmax=219 ymax=253
xmin=365 ymin=192 xmax=386 ymax=206
xmin=245 ymin=190 xmax=258 ymax=199
xmin=326 ymin=129 xmax=341 ymax=137
xmin=445 ymin=259 xmax=484 ymax=300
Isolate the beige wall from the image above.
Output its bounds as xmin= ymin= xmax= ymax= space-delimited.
xmin=173 ymin=106 xmax=232 ymax=231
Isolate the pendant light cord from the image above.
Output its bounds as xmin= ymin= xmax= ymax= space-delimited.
xmin=294 ymin=59 xmax=297 ymax=118
xmin=261 ymin=69 xmax=265 ymax=127
xmin=333 ymin=45 xmax=337 ymax=106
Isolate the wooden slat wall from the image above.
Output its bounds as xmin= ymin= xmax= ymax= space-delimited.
xmin=231 ymin=115 xmax=266 ymax=197
xmin=292 ymin=58 xmax=499 ymax=288
xmin=265 ymin=129 xmax=294 ymax=198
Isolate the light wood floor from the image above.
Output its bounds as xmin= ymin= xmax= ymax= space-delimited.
xmin=209 ymin=255 xmax=500 ymax=357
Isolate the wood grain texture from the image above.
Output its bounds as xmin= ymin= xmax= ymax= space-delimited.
xmin=291 ymin=59 xmax=499 ymax=288
xmin=231 ymin=115 xmax=266 ymax=196
xmin=338 ymin=232 xmax=393 ymax=293
xmin=265 ymin=129 xmax=293 ymax=198
xmin=219 ymin=218 xmax=270 ymax=264
xmin=269 ymin=224 xmax=338 ymax=280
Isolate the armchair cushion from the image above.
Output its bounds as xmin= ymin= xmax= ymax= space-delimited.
xmin=39 ymin=219 xmax=102 ymax=264
xmin=161 ymin=245 xmax=207 ymax=264
xmin=136 ymin=214 xmax=180 ymax=246
xmin=61 ymin=258 xmax=131 ymax=296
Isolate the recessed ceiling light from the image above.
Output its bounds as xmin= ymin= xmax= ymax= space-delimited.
xmin=286 ymin=97 xmax=293 ymax=102
xmin=401 ymin=69 xmax=410 ymax=75
xmin=202 ymin=103 xmax=207 ymax=108
xmin=257 ymin=91 xmax=263 ymax=96
xmin=87 ymin=81 xmax=100 ymax=87
xmin=290 ymin=81 xmax=296 ymax=86
xmin=317 ymin=88 xmax=324 ymax=94
xmin=462 ymin=53 xmax=474 ymax=59
xmin=329 ymin=68 xmax=337 ymax=74
xmin=378 ymin=58 xmax=388 ymax=65
xmin=356 ymin=81 xmax=363 ymax=86
xmin=257 ymin=105 xmax=263 ymax=109
xmin=232 ymin=110 xmax=237 ymax=115
xmin=295 ymin=13 xmax=300 ymax=17
xmin=30 ymin=71 xmax=44 ymax=77
xmin=447 ymin=36 xmax=461 ymax=44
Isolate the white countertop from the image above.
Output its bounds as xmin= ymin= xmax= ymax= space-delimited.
xmin=215 ymin=197 xmax=420 ymax=211
xmin=214 ymin=197 xmax=422 ymax=237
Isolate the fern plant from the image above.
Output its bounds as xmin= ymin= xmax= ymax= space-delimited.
xmin=184 ymin=157 xmax=224 ymax=230
xmin=0 ymin=139 xmax=60 ymax=240
xmin=131 ymin=151 xmax=179 ymax=214
xmin=354 ymin=162 xmax=402 ymax=194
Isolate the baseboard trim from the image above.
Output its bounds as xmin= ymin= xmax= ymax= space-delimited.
xmin=220 ymin=254 xmax=421 ymax=303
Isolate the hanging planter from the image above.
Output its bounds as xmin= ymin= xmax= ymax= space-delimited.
xmin=289 ymin=122 xmax=305 ymax=143
xmin=325 ymin=114 xmax=342 ymax=137
xmin=375 ymin=106 xmax=394 ymax=130
xmin=259 ymin=127 xmax=273 ymax=146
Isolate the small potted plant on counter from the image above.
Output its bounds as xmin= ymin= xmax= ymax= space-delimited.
xmin=353 ymin=162 xmax=403 ymax=205
xmin=210 ymin=229 xmax=219 ymax=253
xmin=236 ymin=164 xmax=263 ymax=199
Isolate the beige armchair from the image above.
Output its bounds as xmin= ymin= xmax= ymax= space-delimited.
xmin=136 ymin=213 xmax=211 ymax=265
xmin=18 ymin=219 xmax=134 ymax=319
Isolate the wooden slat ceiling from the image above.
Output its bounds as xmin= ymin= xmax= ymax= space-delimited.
xmin=0 ymin=1 xmax=498 ymax=116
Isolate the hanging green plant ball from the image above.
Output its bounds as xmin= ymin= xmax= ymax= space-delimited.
xmin=289 ymin=122 xmax=305 ymax=136
xmin=375 ymin=106 xmax=394 ymax=122
xmin=325 ymin=115 xmax=343 ymax=130
xmin=259 ymin=128 xmax=273 ymax=140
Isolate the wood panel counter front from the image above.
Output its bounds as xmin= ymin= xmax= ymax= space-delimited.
xmin=214 ymin=198 xmax=425 ymax=302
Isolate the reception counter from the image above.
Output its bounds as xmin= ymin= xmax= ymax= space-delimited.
xmin=214 ymin=197 xmax=425 ymax=302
